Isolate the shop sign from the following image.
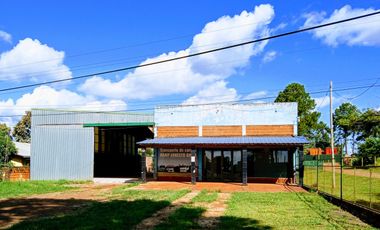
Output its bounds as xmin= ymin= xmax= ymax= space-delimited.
xmin=160 ymin=148 xmax=192 ymax=157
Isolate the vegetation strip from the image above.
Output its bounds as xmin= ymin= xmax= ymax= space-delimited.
xmin=219 ymin=192 xmax=372 ymax=229
xmin=0 ymin=180 xmax=86 ymax=199
xmin=134 ymin=191 xmax=199 ymax=230
xmin=196 ymin=193 xmax=231 ymax=229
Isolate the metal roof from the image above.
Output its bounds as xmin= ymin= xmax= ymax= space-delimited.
xmin=138 ymin=136 xmax=309 ymax=146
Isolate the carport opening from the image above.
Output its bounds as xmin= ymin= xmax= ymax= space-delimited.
xmin=93 ymin=126 xmax=153 ymax=178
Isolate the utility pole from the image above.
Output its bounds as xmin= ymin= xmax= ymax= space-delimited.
xmin=330 ymin=81 xmax=336 ymax=188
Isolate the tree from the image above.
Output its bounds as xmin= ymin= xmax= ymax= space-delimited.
xmin=275 ymin=83 xmax=322 ymax=140
xmin=310 ymin=121 xmax=330 ymax=149
xmin=354 ymin=109 xmax=380 ymax=140
xmin=12 ymin=111 xmax=31 ymax=143
xmin=358 ymin=137 xmax=380 ymax=165
xmin=333 ymin=103 xmax=361 ymax=155
xmin=0 ymin=124 xmax=16 ymax=166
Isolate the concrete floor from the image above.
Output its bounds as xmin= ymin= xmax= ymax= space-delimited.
xmin=93 ymin=177 xmax=139 ymax=184
xmin=133 ymin=181 xmax=306 ymax=192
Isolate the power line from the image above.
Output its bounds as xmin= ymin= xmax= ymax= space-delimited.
xmin=1 ymin=10 xmax=379 ymax=93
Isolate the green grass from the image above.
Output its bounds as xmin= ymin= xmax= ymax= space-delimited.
xmin=0 ymin=180 xmax=83 ymax=199
xmin=155 ymin=205 xmax=206 ymax=230
xmin=10 ymin=189 xmax=189 ymax=230
xmin=191 ymin=189 xmax=218 ymax=203
xmin=304 ymin=166 xmax=380 ymax=211
xmin=219 ymin=192 xmax=373 ymax=229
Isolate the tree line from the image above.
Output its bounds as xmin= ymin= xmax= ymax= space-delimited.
xmin=275 ymin=83 xmax=379 ymax=165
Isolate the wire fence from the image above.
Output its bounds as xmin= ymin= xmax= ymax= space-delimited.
xmin=303 ymin=155 xmax=380 ymax=212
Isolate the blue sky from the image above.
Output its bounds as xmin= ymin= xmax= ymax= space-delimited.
xmin=0 ymin=1 xmax=379 ymax=126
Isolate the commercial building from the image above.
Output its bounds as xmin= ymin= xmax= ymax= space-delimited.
xmin=139 ymin=103 xmax=307 ymax=184
xmin=31 ymin=102 xmax=308 ymax=183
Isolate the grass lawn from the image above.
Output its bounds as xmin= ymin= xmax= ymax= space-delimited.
xmin=155 ymin=190 xmax=219 ymax=229
xmin=304 ymin=166 xmax=380 ymax=211
xmin=191 ymin=189 xmax=218 ymax=203
xmin=0 ymin=180 xmax=84 ymax=199
xmin=9 ymin=188 xmax=189 ymax=230
xmin=219 ymin=192 xmax=373 ymax=229
xmin=155 ymin=205 xmax=206 ymax=230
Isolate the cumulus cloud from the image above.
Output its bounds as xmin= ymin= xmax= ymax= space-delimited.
xmin=0 ymin=30 xmax=12 ymax=43
xmin=182 ymin=81 xmax=239 ymax=105
xmin=303 ymin=5 xmax=380 ymax=47
xmin=79 ymin=4 xmax=275 ymax=100
xmin=0 ymin=86 xmax=127 ymax=125
xmin=0 ymin=38 xmax=72 ymax=82
xmin=262 ymin=51 xmax=277 ymax=63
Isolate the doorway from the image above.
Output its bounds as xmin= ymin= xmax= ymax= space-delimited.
xmin=203 ymin=149 xmax=242 ymax=182
xmin=93 ymin=126 xmax=153 ymax=178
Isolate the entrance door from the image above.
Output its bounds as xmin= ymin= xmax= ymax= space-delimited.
xmin=204 ymin=150 xmax=242 ymax=182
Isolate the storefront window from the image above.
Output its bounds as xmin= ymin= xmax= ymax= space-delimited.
xmin=273 ymin=150 xmax=288 ymax=163
xmin=158 ymin=148 xmax=192 ymax=173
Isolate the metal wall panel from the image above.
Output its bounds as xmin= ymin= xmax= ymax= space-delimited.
xmin=31 ymin=125 xmax=94 ymax=180
xmin=32 ymin=109 xmax=153 ymax=125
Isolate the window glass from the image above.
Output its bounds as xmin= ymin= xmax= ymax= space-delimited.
xmin=273 ymin=150 xmax=288 ymax=163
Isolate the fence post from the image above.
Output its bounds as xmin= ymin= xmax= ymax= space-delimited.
xmin=353 ymin=167 xmax=356 ymax=203
xmin=369 ymin=168 xmax=372 ymax=209
xmin=340 ymin=149 xmax=343 ymax=202
xmin=316 ymin=154 xmax=319 ymax=191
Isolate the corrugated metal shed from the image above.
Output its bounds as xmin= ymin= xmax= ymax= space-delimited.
xmin=138 ymin=136 xmax=309 ymax=146
xmin=31 ymin=109 xmax=154 ymax=180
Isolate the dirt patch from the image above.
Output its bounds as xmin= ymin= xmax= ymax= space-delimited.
xmin=196 ymin=193 xmax=231 ymax=229
xmin=133 ymin=181 xmax=306 ymax=192
xmin=0 ymin=183 xmax=120 ymax=228
xmin=134 ymin=191 xmax=199 ymax=230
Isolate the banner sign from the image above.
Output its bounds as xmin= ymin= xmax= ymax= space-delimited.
xmin=160 ymin=148 xmax=192 ymax=157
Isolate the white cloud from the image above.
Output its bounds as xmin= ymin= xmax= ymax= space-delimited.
xmin=0 ymin=86 xmax=127 ymax=125
xmin=243 ymin=90 xmax=267 ymax=101
xmin=303 ymin=5 xmax=380 ymax=47
xmin=313 ymin=95 xmax=346 ymax=109
xmin=79 ymin=4 xmax=275 ymax=100
xmin=262 ymin=51 xmax=277 ymax=63
xmin=0 ymin=30 xmax=12 ymax=43
xmin=182 ymin=81 xmax=239 ymax=105
xmin=0 ymin=38 xmax=72 ymax=82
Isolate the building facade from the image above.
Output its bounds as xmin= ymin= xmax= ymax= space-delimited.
xmin=139 ymin=103 xmax=308 ymax=184
xmin=31 ymin=102 xmax=307 ymax=183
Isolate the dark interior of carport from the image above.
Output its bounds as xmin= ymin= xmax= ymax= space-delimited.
xmin=87 ymin=123 xmax=153 ymax=178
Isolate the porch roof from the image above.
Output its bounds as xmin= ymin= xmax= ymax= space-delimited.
xmin=138 ymin=136 xmax=309 ymax=147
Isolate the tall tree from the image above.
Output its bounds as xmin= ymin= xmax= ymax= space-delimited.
xmin=354 ymin=109 xmax=380 ymax=140
xmin=310 ymin=121 xmax=330 ymax=149
xmin=275 ymin=83 xmax=321 ymax=139
xmin=0 ymin=124 xmax=16 ymax=166
xmin=333 ymin=103 xmax=361 ymax=155
xmin=12 ymin=111 xmax=31 ymax=143
xmin=358 ymin=137 xmax=380 ymax=165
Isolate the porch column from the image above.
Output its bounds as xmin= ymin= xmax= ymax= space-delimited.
xmin=298 ymin=147 xmax=304 ymax=186
xmin=242 ymin=149 xmax=248 ymax=186
xmin=153 ymin=148 xmax=159 ymax=180
xmin=191 ymin=149 xmax=196 ymax=184
xmin=141 ymin=148 xmax=147 ymax=183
